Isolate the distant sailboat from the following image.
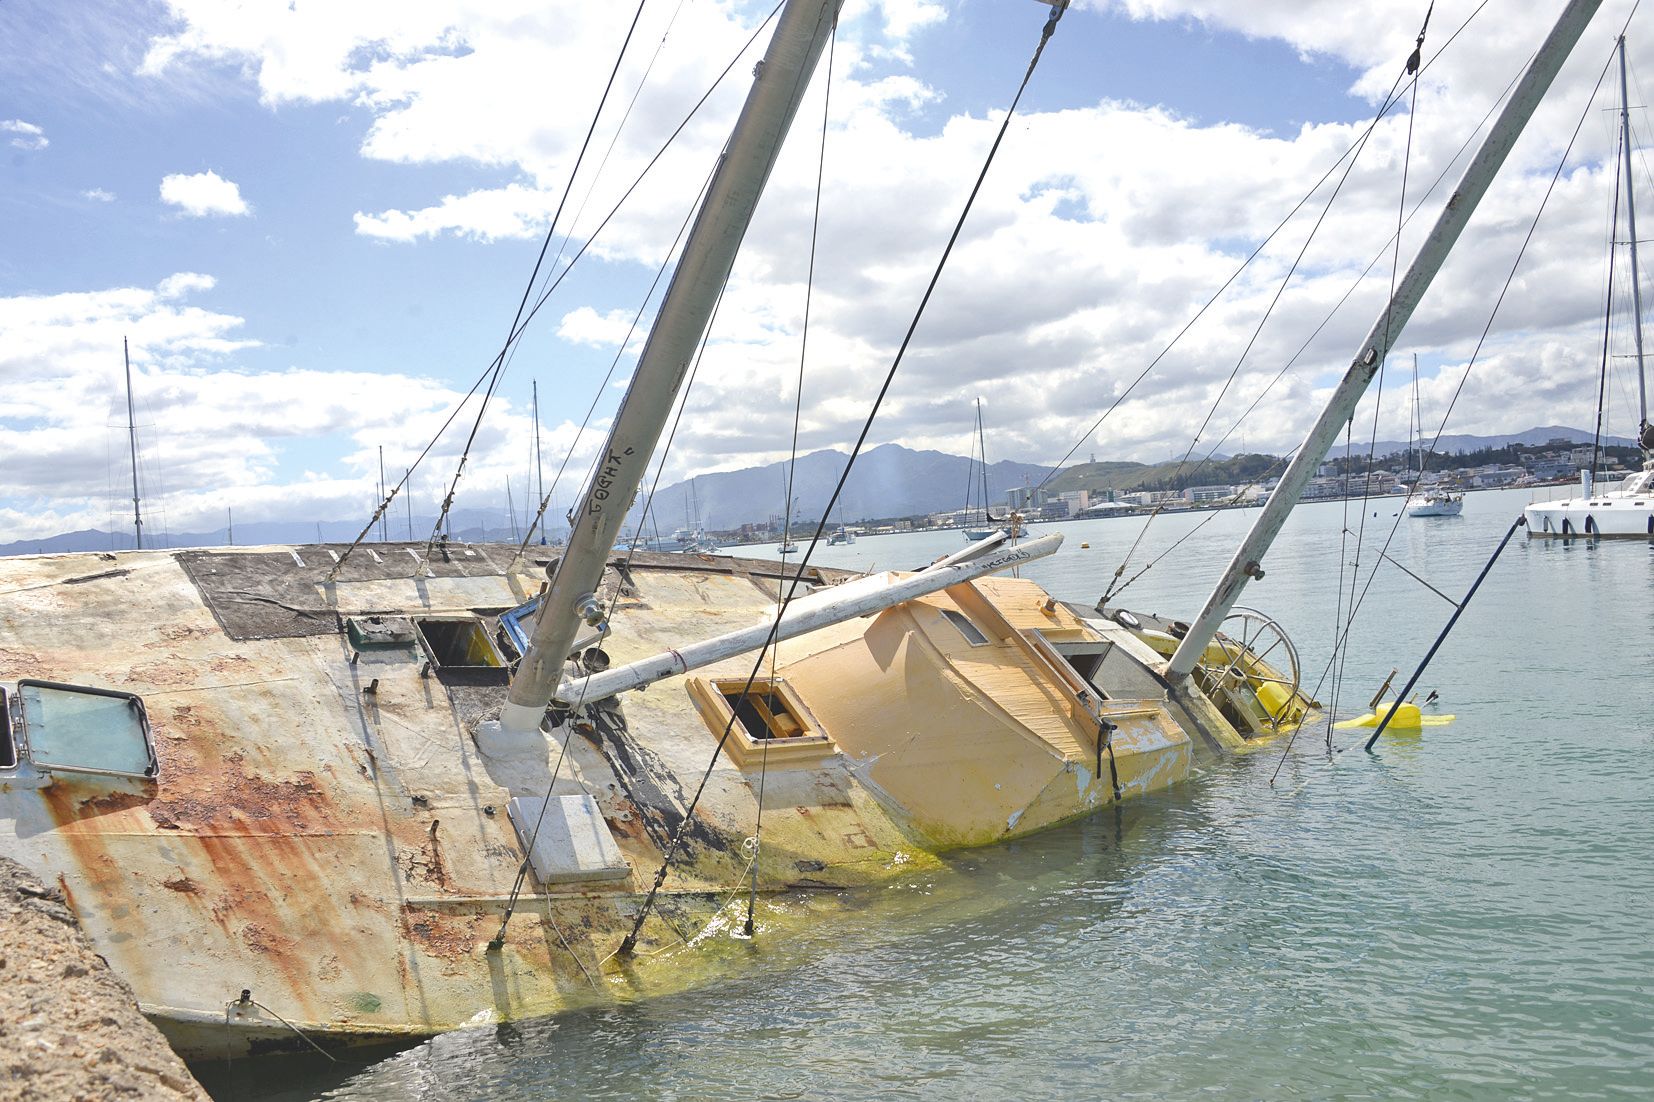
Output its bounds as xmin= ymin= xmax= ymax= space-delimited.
xmin=959 ymin=402 xmax=1018 ymax=542
xmin=1404 ymin=356 xmax=1464 ymax=518
xmin=1526 ymin=34 xmax=1654 ymax=538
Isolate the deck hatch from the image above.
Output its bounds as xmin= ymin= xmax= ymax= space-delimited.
xmin=414 ymin=616 xmax=509 ymax=684
xmin=346 ymin=615 xmax=417 ymax=649
xmin=16 ymin=680 xmax=157 ymax=779
xmin=687 ymin=676 xmax=834 ymax=768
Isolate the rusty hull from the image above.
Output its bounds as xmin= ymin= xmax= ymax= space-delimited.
xmin=0 ymin=542 xmax=1246 ymax=1058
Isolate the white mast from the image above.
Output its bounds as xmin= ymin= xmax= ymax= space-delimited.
xmin=1618 ymin=35 xmax=1653 ymax=457
xmin=501 ymin=0 xmax=844 ymax=732
xmin=1166 ymin=0 xmax=1604 ymax=682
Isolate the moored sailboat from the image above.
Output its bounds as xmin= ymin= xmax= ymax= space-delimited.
xmin=1526 ymin=34 xmax=1654 ymax=538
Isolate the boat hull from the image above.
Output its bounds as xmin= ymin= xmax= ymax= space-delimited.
xmin=1525 ymin=496 xmax=1654 ymax=537
xmin=1406 ymin=496 xmax=1463 ymax=517
xmin=0 ymin=544 xmax=1306 ymax=1060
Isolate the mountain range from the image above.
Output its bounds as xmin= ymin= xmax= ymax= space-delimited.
xmin=2 ymin=427 xmax=1627 ymax=556
xmin=631 ymin=443 xmax=1054 ymax=534
xmin=1324 ymin=425 xmax=1635 ymax=459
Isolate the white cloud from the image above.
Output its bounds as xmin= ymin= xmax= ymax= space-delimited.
xmin=158 ymin=169 xmax=249 ymax=216
xmin=354 ymin=182 xmax=552 ymax=242
xmin=557 ymin=306 xmax=647 ymax=350
xmin=81 ymin=187 xmax=117 ymax=202
xmin=3 ymin=118 xmax=47 ymax=150
xmin=64 ymin=0 xmax=1649 ymax=514
xmin=0 ymin=273 xmax=608 ymax=542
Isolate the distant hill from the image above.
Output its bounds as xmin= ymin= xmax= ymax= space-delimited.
xmin=1327 ymin=425 xmax=1635 ymax=459
xmin=632 ymin=443 xmax=1056 ymax=531
xmin=1041 ymin=454 xmax=1286 ymax=497
xmin=4 ymin=426 xmax=1625 ymax=556
xmin=0 ymin=510 xmax=555 ymax=558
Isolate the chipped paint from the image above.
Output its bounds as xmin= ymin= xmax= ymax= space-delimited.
xmin=0 ymin=542 xmax=1302 ymax=1058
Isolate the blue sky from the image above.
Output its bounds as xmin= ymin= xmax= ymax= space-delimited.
xmin=0 ymin=0 xmax=1646 ymax=540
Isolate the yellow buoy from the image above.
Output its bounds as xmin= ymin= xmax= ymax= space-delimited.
xmin=1332 ymin=700 xmax=1455 ymax=730
xmin=1080 ymin=542 xmax=1090 ymax=549
xmin=1256 ymin=680 xmax=1296 ymax=720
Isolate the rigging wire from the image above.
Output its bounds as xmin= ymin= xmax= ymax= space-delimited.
xmin=511 ymin=163 xmax=719 ymax=562
xmin=331 ymin=1 xmax=786 ymax=579
xmin=616 ymin=0 xmax=1073 ymax=959
xmin=1593 ymin=109 xmax=1629 ymax=478
xmin=1099 ymin=39 xmax=1420 ymax=606
xmin=749 ymin=20 xmax=837 ymax=939
xmin=421 ymin=0 xmax=655 ymax=563
xmin=522 ymin=0 xmax=693 ymax=329
xmin=488 ymin=267 xmax=739 ymax=949
xmin=1100 ymin=35 xmax=1530 ymax=604
xmin=511 ymin=1 xmax=789 ymax=552
xmin=1270 ymin=30 xmax=1628 ymax=779
xmin=1325 ymin=7 xmax=1431 ymax=751
xmin=1033 ymin=0 xmax=1496 ymax=501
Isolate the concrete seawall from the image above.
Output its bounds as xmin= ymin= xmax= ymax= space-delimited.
xmin=1 ymin=856 xmax=207 ymax=1101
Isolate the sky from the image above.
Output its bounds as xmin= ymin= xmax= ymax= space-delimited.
xmin=2 ymin=0 xmax=1652 ymax=542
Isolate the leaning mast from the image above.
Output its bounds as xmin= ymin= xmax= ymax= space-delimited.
xmin=500 ymin=0 xmax=844 ymax=732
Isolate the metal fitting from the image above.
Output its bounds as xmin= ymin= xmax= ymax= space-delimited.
xmin=574 ymin=593 xmax=609 ymax=632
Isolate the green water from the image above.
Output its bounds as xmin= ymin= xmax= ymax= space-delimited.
xmin=206 ymin=488 xmax=1654 ymax=1100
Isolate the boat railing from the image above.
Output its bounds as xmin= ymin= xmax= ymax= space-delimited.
xmin=1530 ymin=473 xmax=1628 ymax=503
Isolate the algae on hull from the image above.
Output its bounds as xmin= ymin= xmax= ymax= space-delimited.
xmin=0 ymin=542 xmax=1300 ymax=1057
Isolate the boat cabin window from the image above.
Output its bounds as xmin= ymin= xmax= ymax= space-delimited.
xmin=16 ymin=680 xmax=157 ymax=779
xmin=942 ymin=609 xmax=990 ymax=646
xmin=686 ymin=676 xmax=834 ymax=768
xmin=0 ymin=688 xmax=14 ymax=769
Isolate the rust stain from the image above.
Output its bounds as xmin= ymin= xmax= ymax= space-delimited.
xmin=124 ymin=657 xmax=196 ymax=688
xmin=152 ymin=623 xmax=217 ymax=645
xmin=240 ymin=921 xmax=299 ymax=957
xmin=398 ymin=823 xmax=450 ymax=890
xmin=186 ymin=834 xmax=351 ymax=1013
xmin=167 ymin=704 xmax=210 ymax=734
xmin=148 ymin=752 xmax=335 ymax=834
xmin=209 ymin=654 xmax=254 ymax=675
xmin=42 ymin=783 xmax=151 ymax=835
xmin=80 ymin=789 xmax=151 ymax=817
xmin=0 ymin=645 xmax=49 ymax=679
xmin=403 ymin=912 xmax=487 ymax=964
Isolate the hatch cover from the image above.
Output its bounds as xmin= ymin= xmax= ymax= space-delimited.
xmin=506 ymin=794 xmax=630 ymax=884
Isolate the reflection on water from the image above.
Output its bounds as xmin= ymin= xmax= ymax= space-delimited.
xmin=206 ymin=490 xmax=1654 ymax=1100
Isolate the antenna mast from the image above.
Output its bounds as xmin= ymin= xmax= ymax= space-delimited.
xmin=123 ymin=337 xmax=143 ymax=550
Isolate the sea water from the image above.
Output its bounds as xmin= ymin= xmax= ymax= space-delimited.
xmin=204 ymin=487 xmax=1653 ymax=1100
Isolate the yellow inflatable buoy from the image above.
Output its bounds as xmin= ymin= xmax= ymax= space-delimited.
xmin=1332 ymin=700 xmax=1455 ymax=730
xmin=1257 ymin=680 xmax=1297 ymax=720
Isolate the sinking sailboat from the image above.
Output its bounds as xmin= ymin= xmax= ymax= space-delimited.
xmin=0 ymin=0 xmax=1609 ymax=1065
